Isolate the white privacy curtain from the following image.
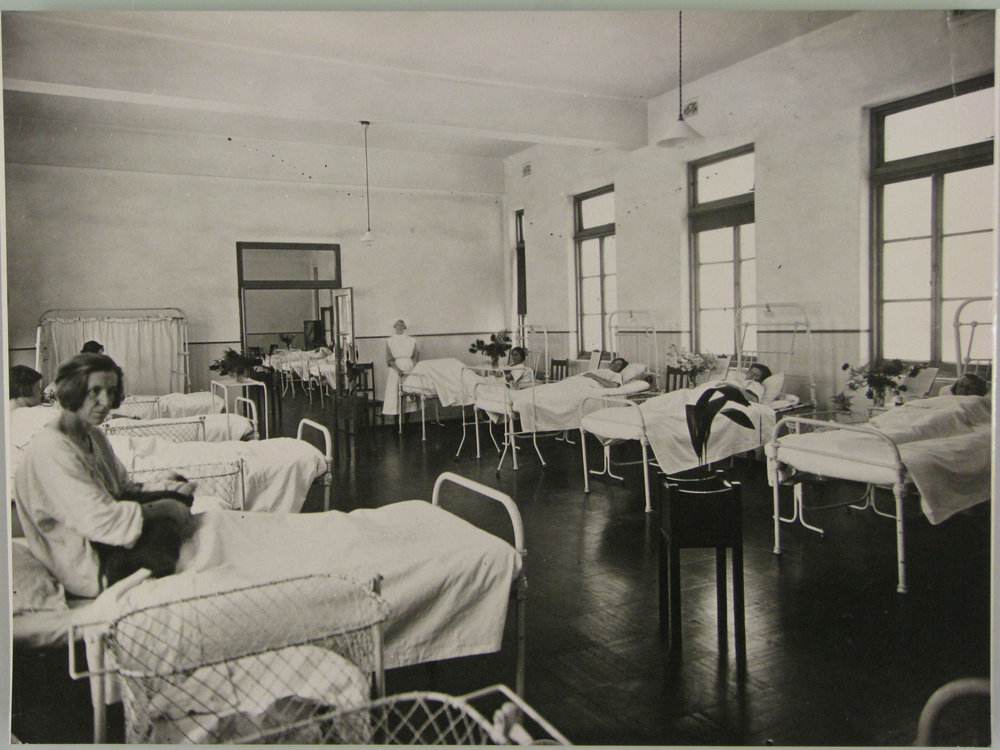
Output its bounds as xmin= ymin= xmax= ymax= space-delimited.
xmin=39 ymin=314 xmax=186 ymax=395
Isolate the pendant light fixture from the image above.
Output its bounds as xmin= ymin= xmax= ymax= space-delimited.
xmin=657 ymin=11 xmax=702 ymax=147
xmin=360 ymin=120 xmax=374 ymax=244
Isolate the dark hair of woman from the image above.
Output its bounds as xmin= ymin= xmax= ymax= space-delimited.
xmin=55 ymin=353 xmax=125 ymax=411
xmin=9 ymin=365 xmax=43 ymax=399
xmin=750 ymin=363 xmax=773 ymax=381
xmin=80 ymin=340 xmax=104 ymax=354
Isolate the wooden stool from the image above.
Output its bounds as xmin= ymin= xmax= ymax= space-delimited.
xmin=657 ymin=474 xmax=746 ymax=673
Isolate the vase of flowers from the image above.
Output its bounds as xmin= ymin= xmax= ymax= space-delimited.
xmin=279 ymin=332 xmax=295 ymax=350
xmin=841 ymin=359 xmax=922 ymax=408
xmin=664 ymin=345 xmax=719 ymax=386
xmin=469 ymin=329 xmax=512 ymax=369
xmin=210 ymin=348 xmax=264 ymax=381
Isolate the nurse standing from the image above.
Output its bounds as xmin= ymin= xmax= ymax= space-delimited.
xmin=381 ymin=319 xmax=420 ymax=418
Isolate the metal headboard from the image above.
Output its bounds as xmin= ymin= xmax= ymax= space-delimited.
xmin=608 ymin=310 xmax=660 ymax=390
xmin=519 ymin=324 xmax=550 ymax=381
xmin=735 ymin=303 xmax=817 ymax=407
xmin=953 ymin=296 xmax=994 ymax=378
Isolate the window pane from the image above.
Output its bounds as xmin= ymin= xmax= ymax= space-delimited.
xmin=739 ymin=224 xmax=755 ymax=260
xmin=582 ymin=315 xmax=603 ymax=352
xmin=579 ymin=239 xmax=600 ymax=276
xmin=883 ymin=301 xmax=930 ymax=361
xmin=604 ymin=275 xmax=617 ymax=316
xmin=699 ymin=263 xmax=734 ymax=307
xmin=883 ymin=178 xmax=931 ymax=240
xmin=241 ymin=248 xmax=339 ymax=282
xmin=882 ymin=239 xmax=931 ymax=300
xmin=579 ymin=190 xmax=614 ymax=229
xmin=944 ymin=166 xmax=994 ymax=234
xmin=699 ymin=309 xmax=734 ymax=355
xmin=696 ymin=151 xmax=755 ymax=204
xmin=942 ymin=233 xmax=994 ymax=298
xmin=580 ymin=277 xmax=602 ymax=315
xmin=884 ymin=86 xmax=994 ymax=162
xmin=697 ymin=228 xmax=733 ymax=263
xmin=740 ymin=260 xmax=756 ymax=308
xmin=603 ymin=236 xmax=617 ymax=274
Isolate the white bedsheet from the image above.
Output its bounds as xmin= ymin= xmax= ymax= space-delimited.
xmin=155 ymin=391 xmax=225 ymax=418
xmin=82 ymin=501 xmax=521 ymax=681
xmin=500 ymin=374 xmax=648 ymax=432
xmin=771 ymin=395 xmax=992 ymax=524
xmin=402 ymin=358 xmax=486 ymax=407
xmin=107 ymin=436 xmax=327 ymax=513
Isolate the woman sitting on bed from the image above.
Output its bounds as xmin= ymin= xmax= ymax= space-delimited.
xmin=582 ymin=357 xmax=629 ymax=388
xmin=14 ymin=353 xmax=197 ymax=598
xmin=504 ymin=347 xmax=532 ymax=388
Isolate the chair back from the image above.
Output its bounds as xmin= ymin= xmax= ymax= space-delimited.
xmin=550 ymin=359 xmax=569 ymax=381
xmin=355 ymin=363 xmax=377 ymax=400
xmin=664 ymin=367 xmax=689 ymax=393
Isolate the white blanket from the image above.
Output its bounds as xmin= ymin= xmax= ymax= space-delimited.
xmin=402 ymin=358 xmax=487 ymax=407
xmin=507 ymin=374 xmax=649 ymax=432
xmin=82 ymin=502 xmax=521 ymax=700
xmin=773 ymin=395 xmax=992 ymax=525
xmin=107 ymin=436 xmax=327 ymax=513
xmin=155 ymin=391 xmax=225 ymax=418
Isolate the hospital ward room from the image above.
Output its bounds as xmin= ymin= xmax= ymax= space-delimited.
xmin=3 ymin=8 xmax=997 ymax=746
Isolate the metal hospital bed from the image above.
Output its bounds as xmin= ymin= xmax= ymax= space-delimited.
xmin=32 ymin=472 xmax=530 ymax=743
xmin=579 ymin=303 xmax=816 ymax=512
xmin=766 ymin=296 xmax=994 ymax=593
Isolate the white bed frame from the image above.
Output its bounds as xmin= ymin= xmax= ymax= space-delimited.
xmin=768 ymin=295 xmax=994 ymax=594
xmin=36 ymin=307 xmax=191 ymax=395
xmin=580 ymin=304 xmax=815 ymax=513
xmin=105 ymin=397 xmax=260 ymax=441
xmin=519 ymin=323 xmax=550 ymax=382
xmin=65 ymin=471 xmax=526 ymax=742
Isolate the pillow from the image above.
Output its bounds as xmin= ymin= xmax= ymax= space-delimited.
xmin=619 ymin=362 xmax=647 ymax=384
xmin=762 ymin=372 xmax=785 ymax=404
xmin=10 ymin=540 xmax=67 ymax=615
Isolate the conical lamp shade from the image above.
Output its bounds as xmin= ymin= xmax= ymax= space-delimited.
xmin=360 ymin=229 xmax=374 ymax=244
xmin=657 ymin=117 xmax=703 ymax=147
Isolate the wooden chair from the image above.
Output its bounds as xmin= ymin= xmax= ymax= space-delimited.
xmin=664 ymin=367 xmax=690 ymax=393
xmin=550 ymin=359 xmax=569 ymax=381
xmin=354 ymin=362 xmax=384 ymax=426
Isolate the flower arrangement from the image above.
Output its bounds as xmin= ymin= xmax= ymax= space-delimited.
xmin=665 ymin=345 xmax=718 ymax=379
xmin=840 ymin=359 xmax=922 ymax=407
xmin=279 ymin=332 xmax=295 ymax=349
xmin=209 ymin=348 xmax=264 ymax=379
xmin=685 ymin=383 xmax=755 ymax=468
xmin=469 ymin=329 xmax=512 ymax=368
xmin=829 ymin=391 xmax=854 ymax=413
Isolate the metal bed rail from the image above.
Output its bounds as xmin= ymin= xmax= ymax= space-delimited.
xmin=769 ymin=415 xmax=911 ymax=593
xmin=102 ymin=415 xmax=207 ymax=443
xmin=297 ymin=418 xmax=334 ymax=511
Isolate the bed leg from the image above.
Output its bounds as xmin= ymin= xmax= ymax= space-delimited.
xmin=894 ymin=483 xmax=907 ymax=594
xmin=92 ymin=640 xmax=107 ymax=743
xmin=515 ymin=576 xmax=527 ymax=698
xmin=581 ymin=429 xmax=591 ymax=493
xmin=456 ymin=406 xmax=468 ymax=458
xmin=421 ymin=398 xmax=427 ymax=442
xmin=475 ymin=408 xmax=483 ymax=459
xmin=641 ymin=441 xmax=652 ymax=513
xmin=772 ymin=478 xmax=783 ymax=555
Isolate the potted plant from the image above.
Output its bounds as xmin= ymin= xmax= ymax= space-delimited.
xmin=209 ymin=348 xmax=264 ymax=381
xmin=469 ymin=329 xmax=512 ymax=369
xmin=279 ymin=333 xmax=295 ymax=350
xmin=684 ymin=383 xmax=756 ymax=476
xmin=841 ymin=359 xmax=922 ymax=408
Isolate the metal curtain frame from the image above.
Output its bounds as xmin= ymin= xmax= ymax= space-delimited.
xmin=36 ymin=307 xmax=191 ymax=394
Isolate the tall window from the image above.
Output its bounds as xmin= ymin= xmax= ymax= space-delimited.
xmin=872 ymin=75 xmax=994 ymax=368
xmin=574 ymin=185 xmax=616 ymax=354
xmin=689 ymin=146 xmax=755 ymax=355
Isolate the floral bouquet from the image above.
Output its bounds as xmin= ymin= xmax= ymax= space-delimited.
xmin=665 ymin=345 xmax=718 ymax=380
xmin=841 ymin=359 xmax=922 ymax=407
xmin=469 ymin=329 xmax=512 ymax=368
xmin=279 ymin=332 xmax=295 ymax=349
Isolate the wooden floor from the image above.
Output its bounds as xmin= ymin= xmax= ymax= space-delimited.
xmin=12 ymin=390 xmax=991 ymax=745
xmin=284 ymin=395 xmax=992 ymax=746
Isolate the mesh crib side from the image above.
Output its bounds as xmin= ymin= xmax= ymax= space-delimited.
xmin=128 ymin=461 xmax=244 ymax=510
xmin=107 ymin=573 xmax=388 ymax=744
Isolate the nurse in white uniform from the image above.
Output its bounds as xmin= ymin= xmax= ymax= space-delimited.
xmin=382 ymin=319 xmax=420 ymax=417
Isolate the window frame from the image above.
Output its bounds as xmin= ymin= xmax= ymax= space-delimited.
xmin=869 ymin=73 xmax=994 ymax=369
xmin=688 ymin=144 xmax=756 ymax=354
xmin=574 ymin=184 xmax=616 ymax=356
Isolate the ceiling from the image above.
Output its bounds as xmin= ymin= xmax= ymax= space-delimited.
xmin=2 ymin=10 xmax=854 ymax=159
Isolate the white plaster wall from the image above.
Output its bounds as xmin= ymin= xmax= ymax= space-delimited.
xmin=5 ymin=121 xmax=507 ymax=393
xmin=506 ymin=10 xmax=995 ymax=407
